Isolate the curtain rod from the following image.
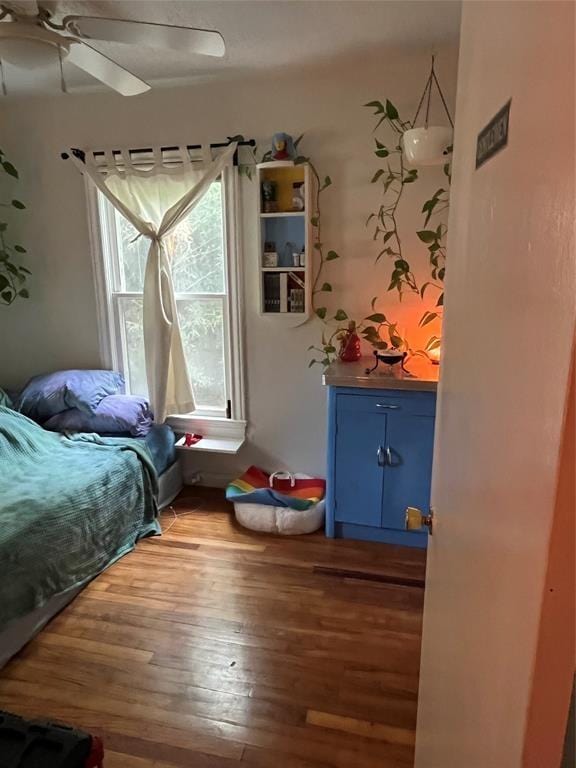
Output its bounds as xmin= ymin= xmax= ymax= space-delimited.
xmin=61 ymin=138 xmax=256 ymax=167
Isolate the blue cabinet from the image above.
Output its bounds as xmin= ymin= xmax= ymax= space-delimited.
xmin=326 ymin=386 xmax=436 ymax=548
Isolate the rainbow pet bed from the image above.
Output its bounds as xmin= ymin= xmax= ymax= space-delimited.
xmin=226 ymin=467 xmax=326 ymax=535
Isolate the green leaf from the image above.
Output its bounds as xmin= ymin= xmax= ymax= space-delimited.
xmin=308 ymin=359 xmax=318 ymax=368
xmin=324 ymin=345 xmax=336 ymax=354
xmin=1 ymin=291 xmax=13 ymax=303
xmin=6 ymin=263 xmax=18 ymax=276
xmin=426 ymin=337 xmax=442 ymax=352
xmin=0 ymin=275 xmax=8 ymax=291
xmin=321 ymin=282 xmax=332 ymax=292
xmin=19 ymin=266 xmax=31 ymax=274
xmin=394 ymin=259 xmax=410 ymax=272
xmin=438 ymin=267 xmax=445 ymax=281
xmin=11 ymin=199 xmax=25 ymax=210
xmin=2 ymin=161 xmax=18 ymax=178
xmin=417 ymin=230 xmax=437 ymax=244
xmin=294 ymin=133 xmax=304 ymax=149
xmin=0 ymin=223 xmax=7 ymax=232
xmin=323 ymin=176 xmax=332 ymax=188
xmin=385 ymin=100 xmax=399 ymax=120
xmin=0 ymin=251 xmax=7 ymax=262
xmin=375 ymin=139 xmax=385 ymax=149
xmin=364 ymin=100 xmax=385 ymax=113
xmin=382 ymin=230 xmax=394 ymax=244
xmin=436 ymin=293 xmax=444 ymax=307
xmin=365 ymin=213 xmax=375 ymax=226
xmin=375 ymin=149 xmax=390 ymax=158
xmin=334 ymin=309 xmax=348 ymax=321
xmin=419 ymin=311 xmax=438 ymax=327
xmin=370 ymin=296 xmax=378 ymax=310
xmin=18 ymin=288 xmax=29 ymax=298
xmin=371 ymin=169 xmax=384 ymax=184
xmin=420 ymin=282 xmax=431 ymax=299
xmin=315 ymin=307 xmax=327 ymax=320
xmin=326 ymin=250 xmax=339 ymax=261
xmin=373 ymin=341 xmax=389 ymax=350
xmin=313 ymin=242 xmax=322 ymax=250
xmin=366 ymin=313 xmax=386 ymax=323
xmin=310 ymin=215 xmax=319 ymax=226
xmin=14 ymin=245 xmax=26 ymax=253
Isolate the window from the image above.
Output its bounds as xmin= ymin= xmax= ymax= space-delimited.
xmin=88 ymin=164 xmax=244 ymax=426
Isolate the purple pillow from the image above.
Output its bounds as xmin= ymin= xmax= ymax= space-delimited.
xmin=44 ymin=394 xmax=153 ymax=437
xmin=17 ymin=369 xmax=124 ymax=422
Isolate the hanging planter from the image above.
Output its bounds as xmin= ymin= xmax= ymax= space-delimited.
xmin=403 ymin=56 xmax=454 ymax=167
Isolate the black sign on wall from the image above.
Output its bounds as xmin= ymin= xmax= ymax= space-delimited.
xmin=476 ymin=100 xmax=511 ymax=169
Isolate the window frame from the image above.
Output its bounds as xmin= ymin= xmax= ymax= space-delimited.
xmin=85 ymin=163 xmax=246 ymax=432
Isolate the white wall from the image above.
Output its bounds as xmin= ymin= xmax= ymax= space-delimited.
xmin=0 ymin=46 xmax=457 ymax=481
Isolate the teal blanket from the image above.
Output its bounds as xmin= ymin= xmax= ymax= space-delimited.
xmin=0 ymin=405 xmax=160 ymax=628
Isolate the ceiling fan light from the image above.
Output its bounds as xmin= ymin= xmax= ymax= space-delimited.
xmin=0 ymin=24 xmax=69 ymax=69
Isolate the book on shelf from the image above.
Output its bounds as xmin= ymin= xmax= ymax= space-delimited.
xmin=263 ymin=272 xmax=280 ymax=312
xmin=289 ymin=288 xmax=305 ymax=313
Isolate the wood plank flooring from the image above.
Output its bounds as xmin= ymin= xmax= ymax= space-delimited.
xmin=0 ymin=487 xmax=426 ymax=767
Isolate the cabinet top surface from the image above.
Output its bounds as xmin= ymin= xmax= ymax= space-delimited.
xmin=323 ymin=357 xmax=439 ymax=392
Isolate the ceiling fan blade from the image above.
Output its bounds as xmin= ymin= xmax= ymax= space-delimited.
xmin=66 ymin=39 xmax=151 ymax=96
xmin=62 ymin=16 xmax=225 ymax=58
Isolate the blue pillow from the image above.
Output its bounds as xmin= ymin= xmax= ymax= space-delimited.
xmin=17 ymin=369 xmax=124 ymax=422
xmin=44 ymin=394 xmax=153 ymax=437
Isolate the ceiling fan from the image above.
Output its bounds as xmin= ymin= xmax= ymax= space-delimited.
xmin=0 ymin=0 xmax=226 ymax=96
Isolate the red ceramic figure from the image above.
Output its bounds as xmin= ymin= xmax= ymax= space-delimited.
xmin=339 ymin=322 xmax=362 ymax=362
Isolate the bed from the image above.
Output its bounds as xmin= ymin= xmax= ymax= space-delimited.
xmin=0 ymin=406 xmax=181 ymax=668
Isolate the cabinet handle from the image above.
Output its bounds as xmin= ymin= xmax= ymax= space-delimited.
xmin=376 ymin=403 xmax=400 ymax=409
xmin=377 ymin=446 xmax=385 ymax=466
xmin=386 ymin=446 xmax=393 ymax=466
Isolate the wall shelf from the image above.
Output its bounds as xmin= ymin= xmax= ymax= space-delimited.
xmin=257 ymin=161 xmax=312 ymax=327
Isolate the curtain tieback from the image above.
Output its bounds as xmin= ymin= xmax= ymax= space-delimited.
xmin=130 ymin=231 xmax=162 ymax=245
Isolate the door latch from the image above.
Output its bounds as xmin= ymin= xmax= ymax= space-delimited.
xmin=405 ymin=507 xmax=434 ymax=534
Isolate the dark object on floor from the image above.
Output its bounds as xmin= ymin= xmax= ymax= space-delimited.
xmin=0 ymin=710 xmax=103 ymax=768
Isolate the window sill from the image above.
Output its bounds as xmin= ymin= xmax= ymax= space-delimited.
xmin=166 ymin=414 xmax=246 ymax=455
xmin=175 ymin=435 xmax=244 ymax=455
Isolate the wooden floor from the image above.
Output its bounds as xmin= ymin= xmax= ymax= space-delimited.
xmin=0 ymin=488 xmax=426 ymax=768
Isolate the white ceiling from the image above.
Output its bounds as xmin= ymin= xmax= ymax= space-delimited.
xmin=2 ymin=0 xmax=462 ymax=95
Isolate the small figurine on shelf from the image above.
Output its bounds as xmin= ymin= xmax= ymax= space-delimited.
xmin=261 ymin=179 xmax=278 ymax=213
xmin=271 ymin=132 xmax=295 ymax=161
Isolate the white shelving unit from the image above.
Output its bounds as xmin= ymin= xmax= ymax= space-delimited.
xmin=256 ymin=161 xmax=312 ymax=327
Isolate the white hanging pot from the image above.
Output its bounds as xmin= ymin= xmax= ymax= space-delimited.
xmin=403 ymin=126 xmax=453 ymax=167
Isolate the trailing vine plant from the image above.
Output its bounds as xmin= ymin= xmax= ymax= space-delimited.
xmin=364 ymin=100 xmax=451 ymax=359
xmin=0 ymin=148 xmax=30 ymax=306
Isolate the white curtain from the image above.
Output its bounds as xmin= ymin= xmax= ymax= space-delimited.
xmin=74 ymin=142 xmax=237 ymax=422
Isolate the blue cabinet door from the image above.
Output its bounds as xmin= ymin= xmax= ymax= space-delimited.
xmin=381 ymin=413 xmax=435 ymax=531
xmin=334 ymin=397 xmax=386 ymax=527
